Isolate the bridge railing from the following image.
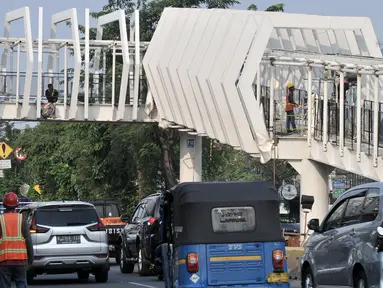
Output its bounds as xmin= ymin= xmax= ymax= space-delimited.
xmin=254 ymin=84 xmax=308 ymax=135
xmin=0 ymin=71 xmax=148 ymax=106
xmin=313 ymin=99 xmax=383 ymax=157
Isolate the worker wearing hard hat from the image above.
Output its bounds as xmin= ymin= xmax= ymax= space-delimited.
xmin=285 ymin=83 xmax=299 ymax=133
xmin=0 ymin=192 xmax=33 ymax=287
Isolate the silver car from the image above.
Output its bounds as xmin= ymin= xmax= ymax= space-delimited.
xmin=301 ymin=183 xmax=381 ymax=288
xmin=20 ymin=201 xmax=110 ymax=284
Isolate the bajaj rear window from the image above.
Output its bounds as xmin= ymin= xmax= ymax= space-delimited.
xmin=211 ymin=206 xmax=255 ymax=233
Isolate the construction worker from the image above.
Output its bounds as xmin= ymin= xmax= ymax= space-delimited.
xmin=43 ymin=84 xmax=58 ymax=119
xmin=45 ymin=84 xmax=58 ymax=104
xmin=285 ymin=82 xmax=299 ymax=133
xmin=0 ymin=192 xmax=33 ymax=288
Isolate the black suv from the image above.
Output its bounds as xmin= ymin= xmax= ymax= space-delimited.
xmin=119 ymin=193 xmax=162 ymax=275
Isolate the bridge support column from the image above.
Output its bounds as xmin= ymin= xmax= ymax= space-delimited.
xmin=179 ymin=133 xmax=202 ymax=183
xmin=289 ymin=159 xmax=331 ymax=235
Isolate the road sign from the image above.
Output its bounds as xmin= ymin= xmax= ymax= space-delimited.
xmin=0 ymin=170 xmax=4 ymax=178
xmin=0 ymin=159 xmax=11 ymax=169
xmin=0 ymin=142 xmax=12 ymax=159
xmin=332 ymin=188 xmax=346 ymax=198
xmin=34 ymin=184 xmax=42 ymax=195
xmin=332 ymin=180 xmax=346 ymax=189
xmin=187 ymin=139 xmax=195 ymax=148
xmin=281 ymin=184 xmax=297 ymax=200
xmin=20 ymin=184 xmax=30 ymax=197
xmin=14 ymin=148 xmax=27 ymax=161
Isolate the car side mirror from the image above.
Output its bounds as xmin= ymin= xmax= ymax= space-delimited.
xmin=121 ymin=216 xmax=130 ymax=223
xmin=307 ymin=218 xmax=320 ymax=232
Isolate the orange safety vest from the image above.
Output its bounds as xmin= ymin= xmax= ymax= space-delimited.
xmin=0 ymin=213 xmax=28 ymax=262
xmin=285 ymin=92 xmax=294 ymax=112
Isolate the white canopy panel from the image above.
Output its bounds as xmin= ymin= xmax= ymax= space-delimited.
xmin=143 ymin=8 xmax=381 ymax=162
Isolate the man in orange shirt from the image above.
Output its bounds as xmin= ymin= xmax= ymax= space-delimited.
xmin=285 ymin=83 xmax=299 ymax=133
xmin=0 ymin=192 xmax=33 ymax=287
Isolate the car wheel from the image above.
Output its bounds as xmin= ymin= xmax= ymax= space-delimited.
xmin=120 ymin=247 xmax=135 ymax=273
xmin=354 ymin=270 xmax=368 ymax=288
xmin=77 ymin=271 xmax=89 ymax=280
xmin=115 ymin=247 xmax=121 ymax=265
xmin=138 ymin=246 xmax=151 ymax=276
xmin=302 ymin=266 xmax=315 ymax=288
xmin=95 ymin=267 xmax=109 ymax=283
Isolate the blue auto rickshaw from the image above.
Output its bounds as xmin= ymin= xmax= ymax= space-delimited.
xmin=160 ymin=181 xmax=290 ymax=288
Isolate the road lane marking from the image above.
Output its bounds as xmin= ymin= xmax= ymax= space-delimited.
xmin=129 ymin=282 xmax=158 ymax=288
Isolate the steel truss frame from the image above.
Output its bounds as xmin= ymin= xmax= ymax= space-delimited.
xmin=143 ymin=8 xmax=382 ymax=162
xmin=0 ymin=6 xmax=149 ymax=122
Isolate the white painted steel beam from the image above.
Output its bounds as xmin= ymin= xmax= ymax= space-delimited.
xmin=0 ymin=103 xmax=153 ymax=122
xmin=0 ymin=7 xmax=34 ymax=119
xmin=144 ymin=8 xmax=382 ymax=162
xmin=94 ymin=10 xmax=130 ymax=121
xmin=356 ymin=73 xmax=362 ymax=161
xmin=132 ymin=10 xmax=140 ymax=121
xmin=48 ymin=8 xmax=81 ymax=120
xmin=84 ymin=9 xmax=90 ymax=120
xmin=37 ymin=7 xmax=43 ymax=118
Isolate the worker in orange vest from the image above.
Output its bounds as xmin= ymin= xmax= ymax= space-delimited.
xmin=285 ymin=82 xmax=299 ymax=133
xmin=0 ymin=192 xmax=33 ymax=288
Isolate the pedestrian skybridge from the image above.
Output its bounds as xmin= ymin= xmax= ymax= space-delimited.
xmin=2 ymin=6 xmax=383 ymax=226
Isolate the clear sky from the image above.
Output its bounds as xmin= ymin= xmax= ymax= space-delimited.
xmin=0 ymin=0 xmax=383 ymax=41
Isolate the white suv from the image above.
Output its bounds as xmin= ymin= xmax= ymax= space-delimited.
xmin=20 ymin=201 xmax=109 ymax=284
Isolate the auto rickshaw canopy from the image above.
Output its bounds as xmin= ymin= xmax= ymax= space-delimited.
xmin=167 ymin=181 xmax=284 ymax=247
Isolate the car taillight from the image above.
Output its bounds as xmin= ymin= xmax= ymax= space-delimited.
xmin=187 ymin=252 xmax=199 ymax=273
xmin=148 ymin=217 xmax=157 ymax=225
xmin=87 ymin=216 xmax=105 ymax=232
xmin=272 ymin=249 xmax=284 ymax=271
xmin=29 ymin=217 xmax=50 ymax=234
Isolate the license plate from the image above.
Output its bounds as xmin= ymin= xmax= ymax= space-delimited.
xmin=107 ymin=228 xmax=121 ymax=234
xmin=56 ymin=235 xmax=81 ymax=244
xmin=267 ymin=273 xmax=289 ymax=283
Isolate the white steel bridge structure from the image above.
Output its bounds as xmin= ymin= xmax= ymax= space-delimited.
xmin=2 ymin=6 xmax=383 ymax=231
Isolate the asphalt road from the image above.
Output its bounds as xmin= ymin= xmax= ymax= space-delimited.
xmin=28 ymin=259 xmax=301 ymax=288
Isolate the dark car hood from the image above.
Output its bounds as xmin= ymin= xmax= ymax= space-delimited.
xmin=280 ymin=223 xmax=300 ymax=233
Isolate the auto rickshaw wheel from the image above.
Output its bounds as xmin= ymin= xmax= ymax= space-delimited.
xmin=138 ymin=247 xmax=151 ymax=276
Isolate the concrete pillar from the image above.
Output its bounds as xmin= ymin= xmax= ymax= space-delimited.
xmin=179 ymin=133 xmax=202 ymax=183
xmin=289 ymin=159 xmax=331 ymax=235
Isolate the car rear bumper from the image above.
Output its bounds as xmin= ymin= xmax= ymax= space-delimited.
xmin=177 ymin=285 xmax=289 ymax=288
xmin=31 ymin=254 xmax=110 ymax=271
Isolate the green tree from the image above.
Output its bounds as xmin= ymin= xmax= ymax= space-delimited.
xmin=247 ymin=3 xmax=284 ymax=11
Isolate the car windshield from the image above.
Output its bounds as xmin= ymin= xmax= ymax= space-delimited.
xmin=94 ymin=204 xmax=120 ymax=217
xmin=35 ymin=205 xmax=98 ymax=227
